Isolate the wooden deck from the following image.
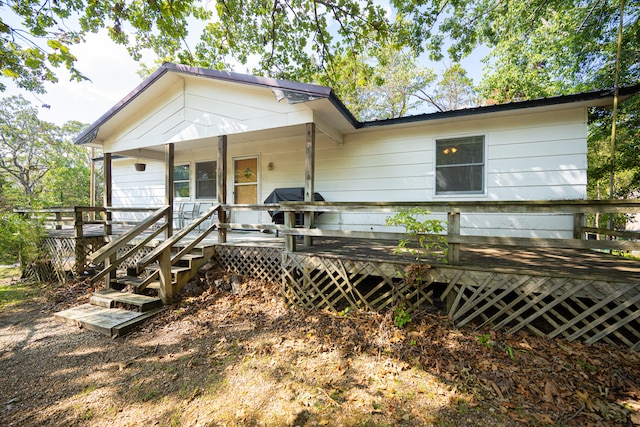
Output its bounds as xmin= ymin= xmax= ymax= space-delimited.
xmin=46 ymin=225 xmax=640 ymax=282
xmin=42 ymin=202 xmax=640 ymax=349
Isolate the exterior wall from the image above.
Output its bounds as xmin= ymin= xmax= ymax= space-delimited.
xmin=109 ymin=97 xmax=588 ymax=238
xmin=309 ymin=107 xmax=587 ymax=238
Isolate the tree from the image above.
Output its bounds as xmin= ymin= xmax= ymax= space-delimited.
xmin=0 ymin=95 xmax=88 ymax=207
xmin=468 ymin=1 xmax=639 ymax=102
xmin=1 ymin=0 xmax=393 ymax=91
xmin=316 ymin=45 xmax=436 ymax=121
xmin=417 ymin=63 xmax=478 ymax=112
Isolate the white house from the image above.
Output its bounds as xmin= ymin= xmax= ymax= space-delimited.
xmin=76 ymin=63 xmax=640 ymax=239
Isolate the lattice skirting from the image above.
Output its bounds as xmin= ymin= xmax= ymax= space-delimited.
xmin=281 ymin=253 xmax=639 ymax=350
xmin=44 ymin=237 xmax=107 ymax=281
xmin=282 ymin=253 xmax=437 ymax=313
xmin=43 ymin=238 xmax=154 ymax=280
xmin=215 ymin=245 xmax=282 ymax=284
xmin=431 ymin=268 xmax=640 ymax=350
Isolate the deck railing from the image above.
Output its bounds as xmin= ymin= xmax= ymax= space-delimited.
xmin=15 ymin=206 xmax=161 ymax=237
xmin=219 ymin=200 xmax=640 ymax=265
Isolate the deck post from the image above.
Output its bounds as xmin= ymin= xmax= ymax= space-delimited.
xmin=103 ymin=153 xmax=115 ymax=288
xmin=158 ymin=247 xmax=173 ymax=305
xmin=165 ymin=143 xmax=174 ymax=238
xmin=304 ymin=123 xmax=315 ymax=247
xmin=447 ymin=211 xmax=461 ymax=266
xmin=217 ymin=135 xmax=227 ymax=244
xmin=73 ymin=207 xmax=86 ymax=277
xmin=285 ymin=211 xmax=297 ymax=252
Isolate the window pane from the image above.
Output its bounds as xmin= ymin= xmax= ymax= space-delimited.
xmin=196 ymin=161 xmax=216 ymax=199
xmin=436 ymin=136 xmax=484 ymax=166
xmin=174 ymin=164 xmax=190 ymax=181
xmin=173 ymin=164 xmax=190 ymax=198
xmin=174 ymin=182 xmax=190 ymax=198
xmin=234 ymin=158 xmax=257 ymax=184
xmin=436 ymin=165 xmax=484 ymax=193
xmin=435 ymin=136 xmax=484 ymax=194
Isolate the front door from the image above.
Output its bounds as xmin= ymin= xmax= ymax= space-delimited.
xmin=233 ymin=156 xmax=259 ymax=225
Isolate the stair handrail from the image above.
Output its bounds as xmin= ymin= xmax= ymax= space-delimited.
xmin=88 ymin=206 xmax=170 ymax=265
xmin=137 ymin=204 xmax=220 ymax=272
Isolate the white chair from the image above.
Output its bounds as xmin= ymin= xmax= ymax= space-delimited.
xmin=196 ymin=202 xmax=215 ymax=231
xmin=179 ymin=202 xmax=197 ymax=229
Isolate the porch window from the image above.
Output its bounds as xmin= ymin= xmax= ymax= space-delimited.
xmin=174 ymin=164 xmax=190 ymax=198
xmin=196 ymin=161 xmax=217 ymax=199
xmin=435 ymin=136 xmax=484 ymax=194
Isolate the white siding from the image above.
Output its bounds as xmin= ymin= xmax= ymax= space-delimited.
xmin=109 ymin=91 xmax=588 ymax=238
xmin=111 ymin=158 xmax=166 ymax=222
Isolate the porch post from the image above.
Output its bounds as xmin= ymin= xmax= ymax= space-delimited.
xmin=90 ymin=147 xmax=96 ymax=220
xmin=304 ymin=123 xmax=316 ymax=246
xmin=217 ymin=135 xmax=227 ymax=243
xmin=103 ymin=152 xmax=114 ymax=288
xmin=165 ymin=143 xmax=174 ymax=238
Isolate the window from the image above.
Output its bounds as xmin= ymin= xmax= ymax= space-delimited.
xmin=196 ymin=161 xmax=217 ymax=199
xmin=173 ymin=164 xmax=190 ymax=198
xmin=435 ymin=136 xmax=484 ymax=194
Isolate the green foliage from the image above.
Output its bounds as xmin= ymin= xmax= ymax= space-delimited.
xmin=316 ymin=41 xmax=437 ymax=121
xmin=1 ymin=0 xmax=205 ymax=93
xmin=385 ymin=208 xmax=447 ymax=262
xmin=587 ymin=95 xmax=640 ymax=202
xmin=476 ymin=333 xmax=492 ymax=349
xmin=0 ymin=209 xmax=44 ymax=266
xmin=417 ymin=63 xmax=478 ymax=112
xmin=393 ymin=305 xmax=411 ymax=328
xmin=338 ymin=306 xmax=352 ymax=317
xmin=0 ymin=96 xmax=90 ymax=208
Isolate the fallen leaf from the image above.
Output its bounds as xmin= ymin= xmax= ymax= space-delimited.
xmin=544 ymin=381 xmax=558 ymax=403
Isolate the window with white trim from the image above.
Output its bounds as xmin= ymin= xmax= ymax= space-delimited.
xmin=435 ymin=136 xmax=484 ymax=195
xmin=173 ymin=164 xmax=190 ymax=198
xmin=196 ymin=161 xmax=217 ymax=199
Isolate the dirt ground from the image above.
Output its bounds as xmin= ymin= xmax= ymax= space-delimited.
xmin=1 ymin=270 xmax=639 ymax=427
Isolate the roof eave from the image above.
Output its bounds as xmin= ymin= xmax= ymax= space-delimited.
xmin=358 ymin=84 xmax=640 ymax=129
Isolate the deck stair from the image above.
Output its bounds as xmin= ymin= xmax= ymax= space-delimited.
xmin=54 ymin=204 xmax=220 ymax=337
xmin=110 ymin=246 xmax=215 ymax=294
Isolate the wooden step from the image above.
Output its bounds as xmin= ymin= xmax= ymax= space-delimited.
xmin=90 ymin=289 xmax=162 ymax=312
xmin=55 ymin=304 xmax=164 ymax=338
xmin=177 ymin=253 xmax=204 ymax=263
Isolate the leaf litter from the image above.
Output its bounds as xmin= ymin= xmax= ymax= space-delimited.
xmin=0 ymin=273 xmax=638 ymax=426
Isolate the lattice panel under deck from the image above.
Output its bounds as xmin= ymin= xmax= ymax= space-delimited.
xmin=44 ymin=237 xmax=107 ymax=281
xmin=116 ymin=245 xmax=155 ymax=270
xmin=215 ymin=246 xmax=282 ymax=284
xmin=438 ymin=269 xmax=640 ymax=349
xmin=44 ymin=237 xmax=75 ymax=282
xmin=282 ymin=253 xmax=436 ymax=313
